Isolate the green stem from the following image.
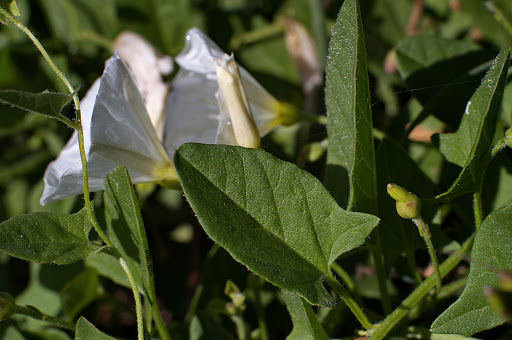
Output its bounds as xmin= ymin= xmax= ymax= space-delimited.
xmin=325 ymin=276 xmax=373 ymax=330
xmin=369 ymin=234 xmax=474 ymax=340
xmin=152 ymin=300 xmax=171 ymax=340
xmin=413 ymin=218 xmax=441 ymax=291
xmin=492 ymin=137 xmax=508 ymax=157
xmin=15 ymin=305 xmax=75 ymax=331
xmin=473 ymin=191 xmax=484 ymax=229
xmin=251 ymin=277 xmax=270 ymax=340
xmin=230 ymin=21 xmax=284 ymax=50
xmin=120 ymin=258 xmax=144 ymax=340
xmin=1 ymin=8 xmax=115 ymax=248
xmin=298 ymin=112 xmax=327 ymax=125
xmin=486 ymin=1 xmax=512 ymax=35
xmin=331 ymin=262 xmax=356 ymax=292
xmin=232 ymin=315 xmax=247 ymax=340
xmin=406 ymin=276 xmax=468 ymax=322
xmin=401 ymin=226 xmax=422 ymax=285
xmin=369 ymin=233 xmax=393 ymax=315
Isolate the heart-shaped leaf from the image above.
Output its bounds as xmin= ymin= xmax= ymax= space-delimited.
xmin=0 ymin=208 xmax=102 ymax=264
xmin=175 ymin=143 xmax=380 ymax=307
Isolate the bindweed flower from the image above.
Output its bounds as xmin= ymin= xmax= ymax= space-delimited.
xmin=41 ymin=51 xmax=177 ymax=205
xmin=164 ymin=27 xmax=298 ymax=155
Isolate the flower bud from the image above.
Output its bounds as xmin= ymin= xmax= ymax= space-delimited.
xmin=505 ymin=127 xmax=512 ymax=148
xmin=216 ymin=54 xmax=261 ymax=149
xmin=387 ymin=183 xmax=421 ymax=219
xmin=0 ymin=292 xmax=16 ymax=321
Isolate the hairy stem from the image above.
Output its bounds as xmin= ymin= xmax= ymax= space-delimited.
xmin=120 ymin=258 xmax=145 ymax=340
xmin=15 ymin=305 xmax=75 ymax=331
xmin=325 ymin=276 xmax=373 ymax=330
xmin=369 ymin=235 xmax=474 ymax=340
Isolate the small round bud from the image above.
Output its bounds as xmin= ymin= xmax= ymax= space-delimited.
xmin=506 ymin=127 xmax=512 ymax=148
xmin=0 ymin=292 xmax=16 ymax=321
xmin=387 ymin=183 xmax=421 ymax=219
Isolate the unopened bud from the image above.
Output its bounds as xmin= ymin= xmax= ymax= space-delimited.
xmin=216 ymin=54 xmax=261 ymax=149
xmin=387 ymin=183 xmax=421 ymax=219
xmin=0 ymin=292 xmax=16 ymax=321
xmin=505 ymin=127 xmax=512 ymax=148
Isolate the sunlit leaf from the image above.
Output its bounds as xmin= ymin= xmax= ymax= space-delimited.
xmin=431 ymin=202 xmax=512 ymax=335
xmin=324 ymin=0 xmax=377 ymax=214
xmin=434 ymin=47 xmax=510 ymax=200
xmin=0 ymin=208 xmax=102 ymax=264
xmin=175 ymin=143 xmax=380 ymax=307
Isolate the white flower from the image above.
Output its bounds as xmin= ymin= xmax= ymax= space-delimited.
xmin=164 ymin=27 xmax=298 ymax=156
xmin=41 ymin=50 xmax=177 ymax=205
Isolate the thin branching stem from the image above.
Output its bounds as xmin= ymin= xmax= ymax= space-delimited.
xmin=369 ymin=234 xmax=474 ymax=340
xmin=0 ymin=8 xmax=114 ymax=248
xmin=120 ymin=258 xmax=145 ymax=340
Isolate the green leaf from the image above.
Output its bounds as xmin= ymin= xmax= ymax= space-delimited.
xmin=84 ymin=251 xmax=130 ymax=288
xmin=282 ymin=291 xmax=329 ymax=340
xmin=396 ymin=35 xmax=481 ymax=80
xmin=75 ymin=317 xmax=118 ymax=340
xmin=0 ymin=0 xmax=20 ymax=16
xmin=431 ymin=202 xmax=512 ymax=336
xmin=39 ymin=0 xmax=118 ymax=47
xmin=103 ymin=167 xmax=154 ymax=297
xmin=462 ymin=0 xmax=512 ymax=46
xmin=395 ymin=35 xmax=492 ymax=129
xmin=433 ymin=47 xmax=511 ymax=200
xmin=325 ymin=0 xmax=377 ymax=214
xmin=0 ymin=208 xmax=102 ymax=264
xmin=0 ymin=89 xmax=75 ymax=125
xmin=60 ymin=268 xmax=99 ymax=320
xmin=174 ymin=143 xmax=380 ymax=307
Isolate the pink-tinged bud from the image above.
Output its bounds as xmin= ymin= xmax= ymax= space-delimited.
xmin=283 ymin=18 xmax=322 ymax=94
xmin=387 ymin=183 xmax=421 ymax=219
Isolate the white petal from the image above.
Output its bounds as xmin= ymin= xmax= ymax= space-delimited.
xmin=40 ymin=78 xmax=101 ymax=205
xmin=164 ymin=69 xmax=236 ymax=159
xmin=170 ymin=27 xmax=279 ymax=143
xmin=114 ymin=31 xmax=173 ymax=139
xmin=89 ymin=53 xmax=171 ymax=178
xmin=41 ymin=53 xmax=172 ymax=205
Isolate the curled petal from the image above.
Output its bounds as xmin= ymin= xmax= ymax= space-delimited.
xmin=166 ymin=27 xmax=284 ymax=153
